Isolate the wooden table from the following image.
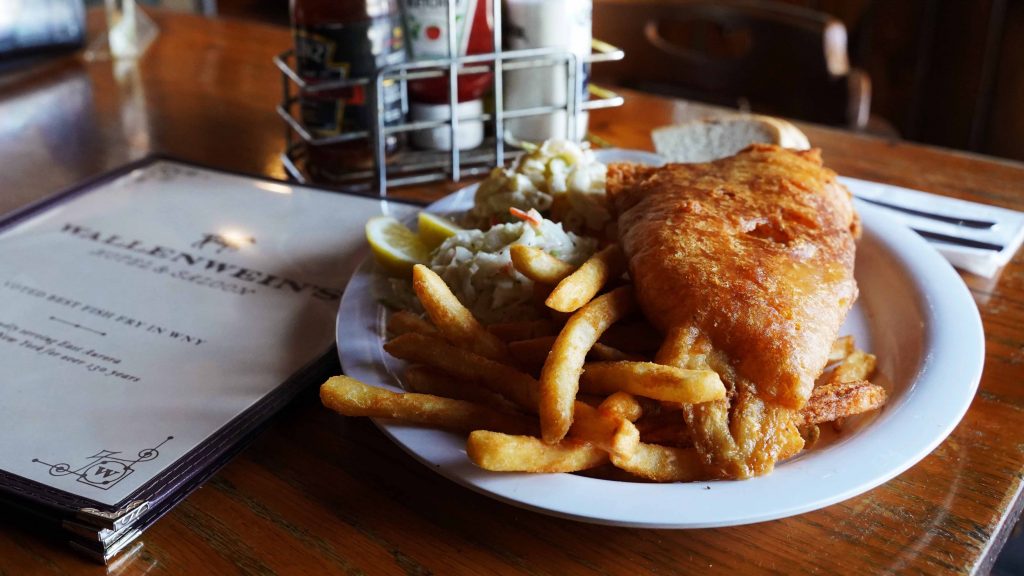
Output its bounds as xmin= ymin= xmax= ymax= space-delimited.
xmin=2 ymin=9 xmax=1022 ymax=575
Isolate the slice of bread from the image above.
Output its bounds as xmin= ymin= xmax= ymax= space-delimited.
xmin=652 ymin=114 xmax=811 ymax=163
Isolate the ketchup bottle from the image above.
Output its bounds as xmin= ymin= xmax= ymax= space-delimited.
xmin=402 ymin=0 xmax=494 ymax=150
xmin=291 ymin=0 xmax=406 ymax=182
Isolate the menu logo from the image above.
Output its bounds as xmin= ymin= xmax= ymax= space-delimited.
xmin=32 ymin=436 xmax=173 ymax=491
xmin=191 ymin=232 xmax=256 ymax=254
xmin=59 ymin=222 xmax=344 ymax=301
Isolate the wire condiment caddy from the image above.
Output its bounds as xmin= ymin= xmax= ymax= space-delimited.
xmin=275 ymin=0 xmax=625 ymax=196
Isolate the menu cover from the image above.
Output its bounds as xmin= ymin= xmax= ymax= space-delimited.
xmin=0 ymin=157 xmax=417 ymax=562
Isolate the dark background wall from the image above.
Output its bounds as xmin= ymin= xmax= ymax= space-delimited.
xmin=780 ymin=0 xmax=1023 ymax=161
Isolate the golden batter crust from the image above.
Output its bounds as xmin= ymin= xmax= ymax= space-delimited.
xmin=608 ymin=145 xmax=859 ymax=477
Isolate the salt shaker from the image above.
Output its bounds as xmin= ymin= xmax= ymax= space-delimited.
xmin=503 ymin=0 xmax=592 ymax=144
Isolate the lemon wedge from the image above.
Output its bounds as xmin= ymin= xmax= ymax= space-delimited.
xmin=417 ymin=212 xmax=462 ymax=250
xmin=365 ymin=216 xmax=430 ymax=276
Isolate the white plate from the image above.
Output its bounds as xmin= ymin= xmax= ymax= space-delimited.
xmin=335 ymin=150 xmax=985 ymax=528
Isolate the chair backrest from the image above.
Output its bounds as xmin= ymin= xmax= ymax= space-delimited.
xmin=592 ymin=0 xmax=870 ymax=128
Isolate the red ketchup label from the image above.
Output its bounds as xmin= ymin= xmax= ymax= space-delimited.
xmin=403 ymin=0 xmax=494 ymax=103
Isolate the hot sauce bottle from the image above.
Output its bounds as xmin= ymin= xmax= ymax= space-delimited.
xmin=291 ymin=0 xmax=406 ymax=182
xmin=402 ymin=0 xmax=494 ymax=150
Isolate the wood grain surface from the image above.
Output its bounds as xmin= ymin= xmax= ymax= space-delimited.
xmin=0 ymin=9 xmax=1022 ymax=575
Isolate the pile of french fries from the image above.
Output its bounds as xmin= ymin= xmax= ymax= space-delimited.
xmin=321 ymin=243 xmax=887 ymax=482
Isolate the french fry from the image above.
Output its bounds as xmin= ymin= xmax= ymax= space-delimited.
xmin=487 ymin=319 xmax=559 ymax=342
xmin=320 ymin=376 xmax=536 ymax=435
xmin=795 ymin=379 xmax=888 ymax=426
xmin=412 ymin=264 xmax=508 ymax=362
xmin=402 ymin=365 xmax=520 ymax=413
xmin=609 ymin=420 xmax=706 ymax=482
xmin=653 ymin=325 xmax=714 ymax=370
xmin=387 ymin=310 xmax=438 ymax=337
xmin=384 ymin=333 xmax=539 ymax=412
xmin=579 ymin=361 xmax=726 ymax=404
xmin=827 ymin=349 xmax=877 ymax=384
xmin=610 ymin=415 xmax=641 ymax=458
xmin=828 ymin=335 xmax=855 ymax=363
xmin=508 ymin=336 xmax=641 ymax=373
xmin=568 ymin=401 xmax=625 ymax=455
xmin=575 ymin=463 xmax=648 ymax=482
xmin=509 ymin=245 xmax=577 ymax=284
xmin=539 ymin=286 xmax=635 ymax=443
xmin=777 ymin=420 xmax=806 ymax=460
xmin=597 ymin=391 xmax=644 ymax=422
xmin=466 ymin=430 xmax=608 ymax=473
xmin=545 ymin=244 xmax=627 ymax=313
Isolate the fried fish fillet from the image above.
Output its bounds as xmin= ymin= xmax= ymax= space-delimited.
xmin=607 ymin=144 xmax=859 ymax=478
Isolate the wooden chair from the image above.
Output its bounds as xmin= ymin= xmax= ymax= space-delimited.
xmin=592 ymin=0 xmax=873 ymax=130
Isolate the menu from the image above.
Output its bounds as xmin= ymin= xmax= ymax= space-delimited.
xmin=0 ymin=158 xmax=416 ymax=560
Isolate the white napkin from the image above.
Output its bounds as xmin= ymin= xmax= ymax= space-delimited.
xmin=840 ymin=176 xmax=1024 ymax=278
